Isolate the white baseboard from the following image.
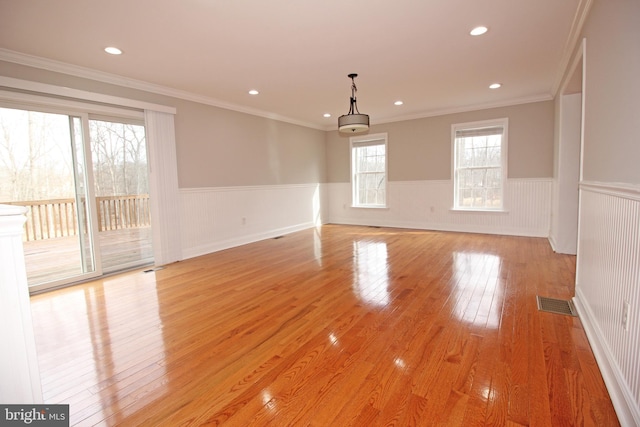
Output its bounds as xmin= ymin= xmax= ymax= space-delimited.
xmin=181 ymin=221 xmax=317 ymax=260
xmin=573 ymin=289 xmax=640 ymax=426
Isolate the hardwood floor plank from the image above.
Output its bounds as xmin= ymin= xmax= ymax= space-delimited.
xmin=28 ymin=225 xmax=620 ymax=426
xmin=528 ymin=307 xmax=554 ymax=427
xmin=506 ymin=260 xmax=530 ymax=425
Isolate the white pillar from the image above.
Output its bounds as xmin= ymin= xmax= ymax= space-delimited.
xmin=0 ymin=204 xmax=43 ymax=403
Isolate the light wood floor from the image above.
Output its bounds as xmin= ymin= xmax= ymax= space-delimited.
xmin=29 ymin=225 xmax=619 ymax=426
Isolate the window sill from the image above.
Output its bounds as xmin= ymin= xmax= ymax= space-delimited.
xmin=351 ymin=205 xmax=389 ymax=210
xmin=449 ymin=208 xmax=509 ymax=214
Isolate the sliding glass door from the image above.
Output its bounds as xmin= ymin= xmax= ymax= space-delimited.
xmin=0 ymin=107 xmax=98 ymax=287
xmin=89 ymin=118 xmax=153 ymax=273
xmin=0 ymin=105 xmax=153 ymax=291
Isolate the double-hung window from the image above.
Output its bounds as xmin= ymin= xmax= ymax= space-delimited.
xmin=452 ymin=119 xmax=507 ymax=210
xmin=351 ymin=133 xmax=387 ymax=208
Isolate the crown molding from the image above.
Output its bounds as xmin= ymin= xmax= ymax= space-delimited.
xmin=551 ymin=0 xmax=594 ymax=95
xmin=0 ymin=48 xmax=325 ymax=131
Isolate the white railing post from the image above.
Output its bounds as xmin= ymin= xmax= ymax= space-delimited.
xmin=0 ymin=204 xmax=43 ymax=403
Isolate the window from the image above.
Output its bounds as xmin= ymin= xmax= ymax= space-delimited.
xmin=452 ymin=119 xmax=507 ymax=210
xmin=351 ymin=133 xmax=387 ymax=208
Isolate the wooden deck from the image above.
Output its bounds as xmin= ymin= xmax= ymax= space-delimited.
xmin=23 ymin=227 xmax=153 ymax=285
xmin=29 ymin=225 xmax=619 ymax=426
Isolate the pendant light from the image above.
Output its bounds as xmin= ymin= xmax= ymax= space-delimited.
xmin=338 ymin=73 xmax=370 ymax=133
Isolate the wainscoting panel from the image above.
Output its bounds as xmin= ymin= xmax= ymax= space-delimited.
xmin=573 ymin=182 xmax=640 ymax=426
xmin=327 ymin=178 xmax=552 ymax=237
xmin=180 ymin=183 xmax=327 ymax=260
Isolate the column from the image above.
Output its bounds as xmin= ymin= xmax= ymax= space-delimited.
xmin=0 ymin=204 xmax=43 ymax=403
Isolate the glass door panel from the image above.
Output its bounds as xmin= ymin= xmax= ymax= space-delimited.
xmin=89 ymin=119 xmax=153 ymax=273
xmin=0 ymin=107 xmax=98 ymax=287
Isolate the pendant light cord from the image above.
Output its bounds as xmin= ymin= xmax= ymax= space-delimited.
xmin=349 ymin=76 xmax=360 ymax=115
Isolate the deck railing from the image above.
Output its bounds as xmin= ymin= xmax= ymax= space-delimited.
xmin=6 ymin=195 xmax=150 ymax=241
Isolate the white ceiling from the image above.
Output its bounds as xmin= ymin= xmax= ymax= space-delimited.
xmin=0 ymin=0 xmax=584 ymax=130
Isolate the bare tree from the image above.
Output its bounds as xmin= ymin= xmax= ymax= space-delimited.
xmin=90 ymin=120 xmax=147 ymax=197
xmin=123 ymin=123 xmax=148 ymax=195
xmin=0 ymin=108 xmax=73 ymax=202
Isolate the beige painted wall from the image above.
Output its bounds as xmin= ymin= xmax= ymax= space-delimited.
xmin=170 ymin=99 xmax=325 ymax=187
xmin=579 ymin=0 xmax=640 ymax=184
xmin=326 ymin=100 xmax=554 ymax=182
xmin=0 ymin=61 xmax=327 ymax=188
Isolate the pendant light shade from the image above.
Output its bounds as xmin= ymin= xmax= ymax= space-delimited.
xmin=338 ymin=74 xmax=370 ymax=133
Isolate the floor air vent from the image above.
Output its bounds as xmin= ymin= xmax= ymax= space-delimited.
xmin=143 ymin=267 xmax=165 ymax=273
xmin=536 ymin=296 xmax=577 ymax=317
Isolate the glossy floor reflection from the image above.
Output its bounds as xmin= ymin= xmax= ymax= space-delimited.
xmin=30 ymin=225 xmax=619 ymax=426
xmin=352 ymin=240 xmax=390 ymax=307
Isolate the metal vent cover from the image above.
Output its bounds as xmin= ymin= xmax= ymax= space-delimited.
xmin=536 ymin=296 xmax=577 ymax=317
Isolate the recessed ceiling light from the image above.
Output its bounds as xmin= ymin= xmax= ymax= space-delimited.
xmin=248 ymin=89 xmax=259 ymax=95
xmin=323 ymin=113 xmax=331 ymax=118
xmin=470 ymin=26 xmax=488 ymax=36
xmin=394 ymin=101 xmax=403 ymax=106
xmin=104 ymin=46 xmax=122 ymax=55
xmin=489 ymin=83 xmax=502 ymax=89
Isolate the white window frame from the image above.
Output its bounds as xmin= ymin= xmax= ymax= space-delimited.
xmin=451 ymin=118 xmax=508 ymax=211
xmin=350 ymin=133 xmax=388 ymax=208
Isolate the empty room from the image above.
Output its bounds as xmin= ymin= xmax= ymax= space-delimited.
xmin=0 ymin=1 xmax=638 ymax=426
